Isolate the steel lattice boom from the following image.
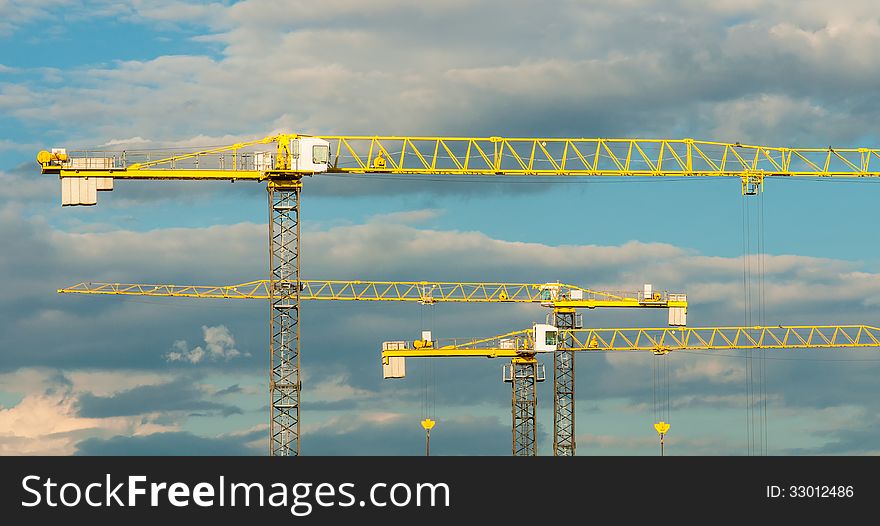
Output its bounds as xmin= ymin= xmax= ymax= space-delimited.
xmin=384 ymin=325 xmax=880 ymax=359
xmin=40 ymin=135 xmax=880 ymax=180
xmin=57 ymin=279 xmax=685 ymax=308
xmin=324 ymin=137 xmax=880 ymax=179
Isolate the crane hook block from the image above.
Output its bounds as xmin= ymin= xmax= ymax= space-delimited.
xmin=421 ymin=418 xmax=436 ymax=431
xmin=654 ymin=421 xmax=670 ymax=437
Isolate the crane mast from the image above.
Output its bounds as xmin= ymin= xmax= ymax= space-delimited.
xmin=268 ymin=182 xmax=301 ymax=455
xmin=553 ymin=307 xmax=577 ymax=456
xmin=38 ymin=132 xmax=880 ymax=456
xmin=58 ymin=279 xmax=686 ymax=308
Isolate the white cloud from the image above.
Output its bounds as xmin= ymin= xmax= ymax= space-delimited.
xmin=0 ymin=370 xmax=177 ymax=455
xmin=0 ymin=367 xmax=172 ymax=398
xmin=99 ymin=136 xmax=151 ymax=147
xmin=0 ymin=168 xmax=57 ymax=201
xmin=309 ymin=374 xmax=377 ymax=403
xmin=0 ymin=0 xmax=73 ymax=35
xmin=367 ymin=209 xmax=444 ymax=225
xmin=166 ymin=324 xmax=248 ymax=364
xmin=0 ymin=139 xmax=38 ymax=151
xmin=302 ymin=411 xmax=407 ymax=436
xmin=671 ymin=358 xmax=745 ymax=385
xmin=0 ymin=367 xmax=264 ymax=454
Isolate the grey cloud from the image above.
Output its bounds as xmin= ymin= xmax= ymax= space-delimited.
xmin=0 ymin=163 xmax=55 ymax=202
xmin=93 ymin=179 xmax=263 ymax=206
xmin=214 ymin=383 xmax=243 ymax=396
xmin=306 ymin=173 xmax=567 ymax=198
xmin=76 ymin=377 xmax=243 ymax=418
xmin=787 ymin=414 xmax=880 ymax=455
xmin=0 ymin=198 xmax=269 ymax=372
xmin=301 ymin=400 xmax=358 ymax=411
xmin=42 ymin=371 xmax=74 ymax=395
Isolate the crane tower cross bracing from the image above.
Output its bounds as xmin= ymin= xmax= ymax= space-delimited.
xmin=39 ymin=133 xmax=880 ymax=456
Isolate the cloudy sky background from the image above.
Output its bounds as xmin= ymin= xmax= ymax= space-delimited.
xmin=3 ymin=0 xmax=880 ymax=455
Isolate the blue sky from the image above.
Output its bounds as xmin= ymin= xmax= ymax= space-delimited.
xmin=3 ymin=0 xmax=880 ymax=456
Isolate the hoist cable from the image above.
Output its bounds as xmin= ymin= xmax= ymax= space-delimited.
xmin=431 ymin=305 xmax=437 ymax=420
xmin=742 ymin=196 xmax=752 ymax=456
xmin=665 ymin=354 xmax=670 ymax=424
xmin=760 ymin=192 xmax=768 ymax=455
xmin=652 ymin=354 xmax=657 ymax=425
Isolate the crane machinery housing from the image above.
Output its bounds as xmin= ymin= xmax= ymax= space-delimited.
xmin=38 ymin=134 xmax=880 ymax=456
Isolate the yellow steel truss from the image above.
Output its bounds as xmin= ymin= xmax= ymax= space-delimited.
xmin=324 ymin=137 xmax=880 ymax=178
xmin=382 ymin=325 xmax=880 ymax=359
xmin=57 ymin=280 xmax=687 ymax=309
xmin=39 ymin=134 xmax=880 ymax=185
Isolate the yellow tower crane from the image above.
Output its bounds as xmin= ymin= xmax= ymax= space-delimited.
xmin=382 ymin=324 xmax=880 ymax=455
xmin=58 ymin=278 xmax=687 ymax=456
xmin=39 ymin=134 xmax=880 ymax=456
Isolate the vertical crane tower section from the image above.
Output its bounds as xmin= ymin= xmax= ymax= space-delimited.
xmin=38 ymin=133 xmax=880 ymax=457
xmin=268 ymin=182 xmax=301 ymax=456
xmin=553 ymin=307 xmax=578 ymax=457
xmin=506 ymin=356 xmax=542 ymax=456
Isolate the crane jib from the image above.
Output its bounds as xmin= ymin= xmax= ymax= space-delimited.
xmin=37 ymin=135 xmax=880 ymax=205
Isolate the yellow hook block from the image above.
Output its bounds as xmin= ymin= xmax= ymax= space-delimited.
xmin=654 ymin=421 xmax=670 ymax=437
xmin=421 ymin=418 xmax=436 ymax=431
